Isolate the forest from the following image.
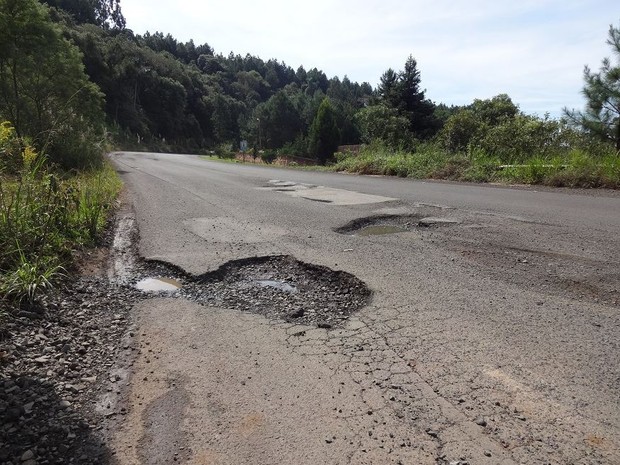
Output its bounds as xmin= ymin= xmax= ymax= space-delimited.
xmin=1 ymin=0 xmax=619 ymax=174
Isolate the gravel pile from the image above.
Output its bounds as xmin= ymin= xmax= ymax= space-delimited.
xmin=0 ymin=279 xmax=142 ymax=465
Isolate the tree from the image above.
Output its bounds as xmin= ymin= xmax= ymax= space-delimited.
xmin=254 ymin=90 xmax=302 ymax=148
xmin=439 ymin=94 xmax=519 ymax=153
xmin=43 ymin=0 xmax=125 ymax=29
xmin=0 ymin=0 xmax=105 ymax=167
xmin=355 ymin=104 xmax=413 ymax=149
xmin=377 ymin=56 xmax=438 ymax=139
xmin=377 ymin=68 xmax=399 ymax=108
xmin=308 ymin=97 xmax=339 ymax=164
xmin=565 ymin=22 xmax=620 ymax=150
xmin=397 ymin=55 xmax=438 ymax=138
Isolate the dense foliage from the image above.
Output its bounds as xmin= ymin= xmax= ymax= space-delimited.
xmin=62 ymin=23 xmax=377 ymax=158
xmin=0 ymin=0 xmax=106 ymax=169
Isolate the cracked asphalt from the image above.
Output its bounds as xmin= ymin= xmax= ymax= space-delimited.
xmin=109 ymin=152 xmax=620 ymax=465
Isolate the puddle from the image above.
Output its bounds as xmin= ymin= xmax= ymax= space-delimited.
xmin=255 ymin=280 xmax=298 ymax=293
xmin=356 ymin=225 xmax=408 ymax=236
xmin=136 ymin=277 xmax=182 ymax=292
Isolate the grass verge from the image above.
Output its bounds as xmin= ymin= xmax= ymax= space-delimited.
xmin=1 ymin=129 xmax=121 ymax=308
xmin=331 ymin=143 xmax=620 ymax=188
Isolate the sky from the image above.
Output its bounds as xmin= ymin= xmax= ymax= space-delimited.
xmin=120 ymin=0 xmax=620 ymax=116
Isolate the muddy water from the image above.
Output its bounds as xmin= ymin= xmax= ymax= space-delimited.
xmin=136 ymin=277 xmax=182 ymax=292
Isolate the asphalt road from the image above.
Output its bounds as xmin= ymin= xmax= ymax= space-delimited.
xmin=109 ymin=152 xmax=620 ymax=465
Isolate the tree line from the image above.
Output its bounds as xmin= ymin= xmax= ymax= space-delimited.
xmin=0 ymin=0 xmax=618 ymax=170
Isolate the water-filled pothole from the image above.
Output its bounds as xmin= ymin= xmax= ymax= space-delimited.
xmin=136 ymin=277 xmax=182 ymax=292
xmin=335 ymin=214 xmax=458 ymax=236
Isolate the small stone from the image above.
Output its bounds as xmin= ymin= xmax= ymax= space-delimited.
xmin=474 ymin=417 xmax=487 ymax=427
xmin=484 ymin=450 xmax=492 ymax=457
xmin=23 ymin=402 xmax=34 ymax=414
xmin=34 ymin=356 xmax=50 ymax=363
xmin=58 ymin=400 xmax=71 ymax=409
xmin=426 ymin=429 xmax=438 ymax=438
xmin=21 ymin=449 xmax=35 ymax=461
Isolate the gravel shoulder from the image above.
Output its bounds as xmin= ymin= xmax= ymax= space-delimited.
xmin=0 ymin=217 xmax=142 ymax=464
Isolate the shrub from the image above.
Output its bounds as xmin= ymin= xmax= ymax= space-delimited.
xmin=0 ymin=122 xmax=121 ymax=306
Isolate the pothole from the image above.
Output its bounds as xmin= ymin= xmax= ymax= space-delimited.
xmin=109 ymin=212 xmax=371 ymax=327
xmin=126 ymin=256 xmax=371 ymax=328
xmin=185 ymin=255 xmax=371 ymax=328
xmin=335 ymin=214 xmax=458 ymax=236
xmin=357 ymin=225 xmax=408 ymax=236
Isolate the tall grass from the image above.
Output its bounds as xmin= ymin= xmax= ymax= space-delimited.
xmin=0 ymin=124 xmax=121 ymax=306
xmin=332 ymin=142 xmax=620 ymax=188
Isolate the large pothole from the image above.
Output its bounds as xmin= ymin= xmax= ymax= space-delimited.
xmin=335 ymin=214 xmax=459 ymax=236
xmin=110 ymin=211 xmax=371 ymax=327
xmin=128 ymin=256 xmax=371 ymax=328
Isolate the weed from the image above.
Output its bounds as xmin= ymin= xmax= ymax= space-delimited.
xmin=0 ymin=122 xmax=121 ymax=306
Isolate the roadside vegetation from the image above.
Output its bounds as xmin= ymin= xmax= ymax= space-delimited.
xmin=0 ymin=122 xmax=121 ymax=310
xmin=332 ymin=94 xmax=620 ymax=187
xmin=0 ymin=0 xmax=121 ymax=312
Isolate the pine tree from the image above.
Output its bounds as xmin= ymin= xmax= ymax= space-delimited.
xmin=565 ymin=22 xmax=620 ymax=150
xmin=308 ymin=97 xmax=340 ymax=164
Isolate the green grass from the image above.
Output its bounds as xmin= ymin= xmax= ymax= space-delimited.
xmin=0 ymin=158 xmax=121 ymax=307
xmin=331 ymin=143 xmax=620 ymax=188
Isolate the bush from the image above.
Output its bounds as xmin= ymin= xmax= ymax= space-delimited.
xmin=0 ymin=122 xmax=121 ymax=306
xmin=215 ymin=143 xmax=236 ymax=159
xmin=260 ymin=150 xmax=277 ymax=164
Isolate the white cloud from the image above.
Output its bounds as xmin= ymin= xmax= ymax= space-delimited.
xmin=120 ymin=0 xmax=620 ymax=115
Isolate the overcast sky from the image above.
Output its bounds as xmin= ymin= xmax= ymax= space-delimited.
xmin=120 ymin=0 xmax=620 ymax=116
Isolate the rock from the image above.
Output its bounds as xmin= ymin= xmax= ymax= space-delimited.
xmin=474 ymin=417 xmax=487 ymax=427
xmin=426 ymin=429 xmax=439 ymax=438
xmin=288 ymin=308 xmax=305 ymax=318
xmin=484 ymin=450 xmax=492 ymax=457
xmin=58 ymin=400 xmax=72 ymax=410
xmin=33 ymin=356 xmax=50 ymax=364
xmin=21 ymin=449 xmax=34 ymax=461
xmin=23 ymin=402 xmax=34 ymax=414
